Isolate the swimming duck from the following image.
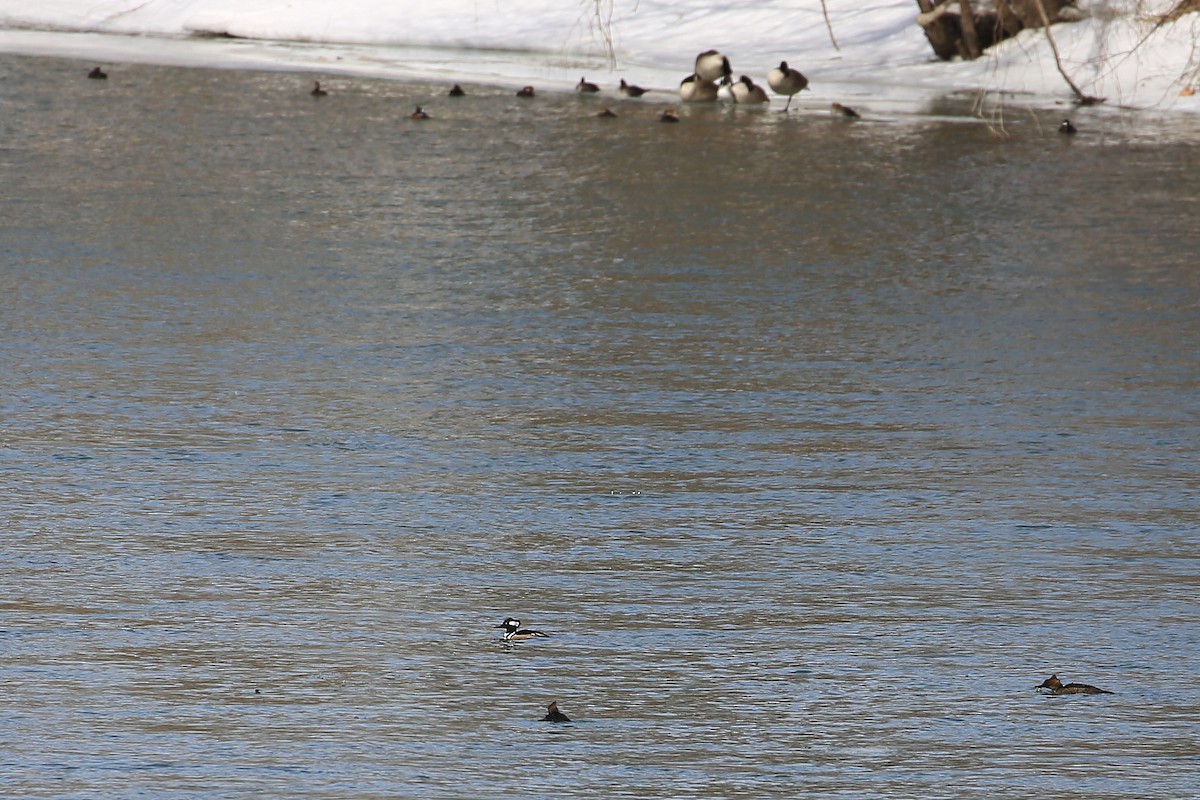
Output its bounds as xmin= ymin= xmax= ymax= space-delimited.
xmin=88 ymin=67 xmax=108 ymax=80
xmin=694 ymin=50 xmax=732 ymax=83
xmin=310 ymin=80 xmax=327 ymax=97
xmin=1059 ymin=119 xmax=1077 ymax=135
xmin=679 ymin=74 xmax=718 ymax=103
xmin=768 ymin=61 xmax=809 ymax=111
xmin=731 ymin=75 xmax=770 ymax=104
xmin=831 ymin=102 xmax=860 ymax=118
xmin=410 ymin=106 xmax=430 ymax=120
xmin=577 ymin=77 xmax=600 ymax=93
xmin=516 ymin=86 xmax=535 ymax=98
xmin=619 ymin=79 xmax=648 ymax=98
xmin=542 ymin=701 xmax=571 ymax=722
xmin=660 ymin=109 xmax=681 ymax=123
xmin=448 ymin=84 xmax=465 ymax=97
xmin=495 ymin=617 xmax=549 ymax=641
xmin=1036 ymin=674 xmax=1112 ymax=695
xmin=595 ymin=107 xmax=618 ymax=118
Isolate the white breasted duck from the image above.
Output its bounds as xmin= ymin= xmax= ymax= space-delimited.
xmin=496 ymin=617 xmax=549 ymax=641
xmin=731 ymin=75 xmax=770 ymax=104
xmin=694 ymin=50 xmax=732 ymax=83
xmin=619 ymin=78 xmax=648 ymax=98
xmin=768 ymin=61 xmax=809 ymax=111
xmin=1036 ymin=674 xmax=1112 ymax=695
xmin=679 ymin=73 xmax=718 ymax=103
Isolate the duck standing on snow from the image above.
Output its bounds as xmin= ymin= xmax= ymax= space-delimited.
xmin=768 ymin=61 xmax=809 ymax=110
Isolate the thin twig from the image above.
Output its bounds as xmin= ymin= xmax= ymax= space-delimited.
xmin=1031 ymin=0 xmax=1105 ymax=103
xmin=821 ymin=0 xmax=841 ymax=51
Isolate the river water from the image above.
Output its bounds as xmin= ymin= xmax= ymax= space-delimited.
xmin=1 ymin=54 xmax=1198 ymax=799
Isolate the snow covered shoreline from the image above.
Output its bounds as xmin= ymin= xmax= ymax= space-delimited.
xmin=1 ymin=1 xmax=1197 ymax=115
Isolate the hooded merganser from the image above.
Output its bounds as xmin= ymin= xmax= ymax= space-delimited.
xmin=679 ymin=74 xmax=718 ymax=103
xmin=542 ymin=701 xmax=571 ymax=722
xmin=516 ymin=86 xmax=535 ymax=98
xmin=1036 ymin=674 xmax=1112 ymax=695
xmin=694 ymin=50 xmax=732 ymax=84
xmin=310 ymin=80 xmax=327 ymax=97
xmin=410 ymin=106 xmax=430 ymax=120
xmin=496 ymin=617 xmax=549 ymax=641
xmin=577 ymin=77 xmax=600 ymax=93
xmin=595 ymin=108 xmax=618 ymax=118
xmin=660 ymin=109 xmax=681 ymax=123
xmin=88 ymin=67 xmax=108 ymax=80
xmin=768 ymin=61 xmax=809 ymax=111
xmin=619 ymin=79 xmax=647 ymax=98
xmin=831 ymin=102 xmax=860 ymax=118
xmin=448 ymin=84 xmax=465 ymax=96
xmin=731 ymin=75 xmax=770 ymax=104
xmin=1059 ymin=119 xmax=1077 ymax=135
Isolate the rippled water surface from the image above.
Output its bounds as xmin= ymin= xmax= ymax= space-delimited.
xmin=1 ymin=55 xmax=1198 ymax=799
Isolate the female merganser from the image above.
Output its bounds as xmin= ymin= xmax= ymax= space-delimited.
xmin=496 ymin=617 xmax=549 ymax=641
xmin=831 ymin=102 xmax=860 ymax=118
xmin=577 ymin=77 xmax=600 ymax=93
xmin=542 ymin=701 xmax=571 ymax=722
xmin=595 ymin=108 xmax=618 ymax=118
xmin=1036 ymin=674 xmax=1113 ymax=695
xmin=448 ymin=84 xmax=466 ymax=97
xmin=768 ymin=61 xmax=809 ymax=111
xmin=310 ymin=81 xmax=327 ymax=97
xmin=660 ymin=109 xmax=681 ymax=123
xmin=88 ymin=67 xmax=108 ymax=80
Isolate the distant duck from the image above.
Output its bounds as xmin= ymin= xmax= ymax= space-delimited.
xmin=595 ymin=107 xmax=618 ymax=118
xmin=577 ymin=77 xmax=600 ymax=93
xmin=768 ymin=61 xmax=809 ymax=111
xmin=410 ymin=106 xmax=430 ymax=120
xmin=310 ymin=80 xmax=327 ymax=97
xmin=88 ymin=67 xmax=107 ymax=80
xmin=831 ymin=102 xmax=860 ymax=118
xmin=448 ymin=83 xmax=466 ymax=97
xmin=495 ymin=617 xmax=549 ymax=641
xmin=660 ymin=109 xmax=681 ymax=123
xmin=542 ymin=701 xmax=571 ymax=722
xmin=1058 ymin=119 xmax=1077 ymax=135
xmin=694 ymin=49 xmax=732 ymax=83
xmin=516 ymin=86 xmax=535 ymax=98
xmin=731 ymin=75 xmax=770 ymax=104
xmin=679 ymin=73 xmax=718 ymax=103
xmin=1036 ymin=674 xmax=1112 ymax=695
xmin=619 ymin=78 xmax=648 ymax=98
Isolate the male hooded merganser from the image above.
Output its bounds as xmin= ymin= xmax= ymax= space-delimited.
xmin=1059 ymin=119 xmax=1077 ymax=135
xmin=768 ymin=61 xmax=809 ymax=111
xmin=495 ymin=617 xmax=549 ymax=641
xmin=831 ymin=102 xmax=860 ymax=118
xmin=660 ymin=109 xmax=681 ymax=123
xmin=619 ymin=79 xmax=647 ymax=98
xmin=516 ymin=86 xmax=535 ymax=98
xmin=88 ymin=67 xmax=108 ymax=80
xmin=410 ymin=106 xmax=430 ymax=120
xmin=679 ymin=74 xmax=718 ymax=103
xmin=577 ymin=77 xmax=600 ymax=93
xmin=448 ymin=84 xmax=465 ymax=96
xmin=542 ymin=701 xmax=571 ymax=722
xmin=694 ymin=50 xmax=732 ymax=84
xmin=1036 ymin=674 xmax=1112 ymax=695
xmin=731 ymin=75 xmax=770 ymax=104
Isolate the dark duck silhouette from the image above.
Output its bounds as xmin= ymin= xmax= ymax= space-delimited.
xmin=542 ymin=701 xmax=571 ymax=722
xmin=1036 ymin=674 xmax=1112 ymax=695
